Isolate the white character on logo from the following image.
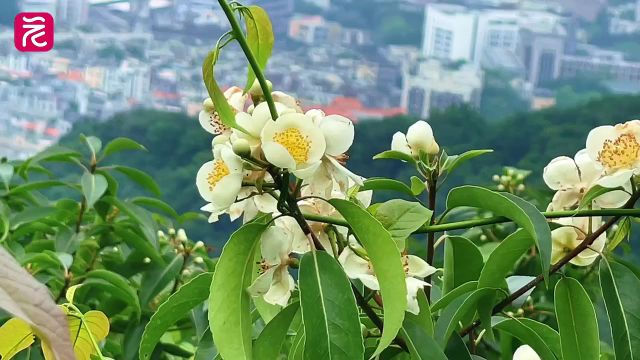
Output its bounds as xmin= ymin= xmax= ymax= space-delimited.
xmin=21 ymin=16 xmax=48 ymax=48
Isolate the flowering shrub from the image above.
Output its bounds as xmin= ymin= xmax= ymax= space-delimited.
xmin=2 ymin=1 xmax=640 ymax=360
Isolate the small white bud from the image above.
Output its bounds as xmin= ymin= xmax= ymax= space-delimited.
xmin=516 ymin=173 xmax=525 ymax=180
xmin=479 ymin=234 xmax=487 ymax=241
xmin=232 ymin=138 xmax=251 ymax=157
xmin=177 ymin=229 xmax=188 ymax=242
xmin=516 ymin=308 xmax=524 ymax=315
xmin=248 ymin=79 xmax=272 ymax=96
xmin=492 ymin=174 xmax=500 ymax=182
xmin=157 ymin=230 xmax=166 ymax=238
xmin=182 ymin=269 xmax=192 ymax=276
xmin=178 ymin=244 xmax=185 ymax=251
xmin=193 ymin=241 xmax=205 ymax=250
xmin=501 ymin=175 xmax=510 ymax=182
xmin=194 ymin=256 xmax=204 ymax=264
xmin=203 ymin=98 xmax=215 ymax=112
xmin=497 ymin=184 xmax=505 ymax=191
xmin=507 ymin=168 xmax=515 ymax=176
xmin=506 ymin=311 xmax=514 ymax=317
xmin=168 ymin=228 xmax=176 ymax=235
xmin=112 ymin=246 xmax=119 ymax=252
xmin=517 ymin=184 xmax=526 ymax=191
xmin=143 ymin=257 xmax=151 ymax=264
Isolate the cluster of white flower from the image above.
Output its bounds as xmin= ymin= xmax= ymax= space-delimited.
xmin=544 ymin=120 xmax=640 ymax=266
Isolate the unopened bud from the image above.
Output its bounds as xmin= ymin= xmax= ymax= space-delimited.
xmin=232 ymin=138 xmax=251 ymax=157
xmin=501 ymin=175 xmax=510 ymax=182
xmin=143 ymin=257 xmax=151 ymax=264
xmin=507 ymin=168 xmax=515 ymax=176
xmin=193 ymin=241 xmax=205 ymax=250
xmin=517 ymin=184 xmax=526 ymax=192
xmin=182 ymin=269 xmax=192 ymax=276
xmin=178 ymin=244 xmax=185 ymax=251
xmin=497 ymin=184 xmax=505 ymax=191
xmin=157 ymin=230 xmax=166 ymax=238
xmin=112 ymin=246 xmax=119 ymax=252
xmin=168 ymin=228 xmax=176 ymax=235
xmin=177 ymin=229 xmax=188 ymax=242
xmin=194 ymin=256 xmax=204 ymax=264
xmin=248 ymin=79 xmax=272 ymax=97
xmin=203 ymin=98 xmax=215 ymax=112
xmin=212 ymin=134 xmax=229 ymax=146
xmin=516 ymin=173 xmax=525 ymax=180
xmin=516 ymin=308 xmax=524 ymax=316
xmin=506 ymin=311 xmax=514 ymax=317
xmin=492 ymin=174 xmax=500 ymax=182
xmin=479 ymin=234 xmax=487 ymax=241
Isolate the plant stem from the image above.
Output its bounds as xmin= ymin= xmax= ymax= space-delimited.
xmin=217 ymin=0 xmax=278 ymax=120
xmin=459 ymin=192 xmax=640 ymax=337
xmin=425 ymin=178 xmax=437 ymax=301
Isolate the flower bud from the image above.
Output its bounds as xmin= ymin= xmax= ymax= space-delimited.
xmin=182 ymin=269 xmax=192 ymax=276
xmin=112 ymin=246 xmax=119 ymax=252
xmin=479 ymin=234 xmax=487 ymax=241
xmin=497 ymin=184 xmax=505 ymax=191
xmin=406 ymin=120 xmax=439 ymax=155
xmin=177 ymin=229 xmax=188 ymax=242
xmin=516 ymin=308 xmax=524 ymax=316
xmin=178 ymin=244 xmax=185 ymax=251
xmin=492 ymin=174 xmax=500 ymax=182
xmin=516 ymin=173 xmax=525 ymax=180
xmin=157 ymin=230 xmax=166 ymax=239
xmin=501 ymin=175 xmax=510 ymax=182
xmin=507 ymin=168 xmax=515 ymax=176
xmin=194 ymin=256 xmax=204 ymax=264
xmin=232 ymin=138 xmax=251 ymax=157
xmin=517 ymin=184 xmax=526 ymax=192
xmin=143 ymin=257 xmax=151 ymax=264
xmin=248 ymin=79 xmax=272 ymax=97
xmin=203 ymin=98 xmax=215 ymax=112
xmin=506 ymin=311 xmax=514 ymax=317
xmin=168 ymin=228 xmax=176 ymax=235
xmin=193 ymin=241 xmax=205 ymax=250
xmin=212 ymin=134 xmax=230 ymax=146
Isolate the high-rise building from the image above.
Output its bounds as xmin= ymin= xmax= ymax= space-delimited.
xmin=518 ymin=23 xmax=566 ymax=87
xmin=21 ymin=0 xmax=57 ymax=15
xmin=422 ymin=4 xmax=477 ymax=62
xmin=57 ymin=0 xmax=89 ymax=27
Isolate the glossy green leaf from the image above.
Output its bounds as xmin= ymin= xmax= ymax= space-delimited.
xmin=400 ymin=318 xmax=447 ymax=360
xmin=579 ymin=185 xmax=626 ymax=209
xmin=410 ymin=176 xmax=426 ymax=195
xmin=80 ymin=172 xmax=108 ymax=208
xmin=443 ymin=236 xmax=483 ymax=294
xmin=139 ymin=273 xmax=213 ymax=360
xmin=600 ymin=261 xmax=640 ymax=360
xmin=361 ymin=178 xmax=415 ymax=197
xmin=373 ymin=150 xmax=416 ymax=164
xmin=243 ymin=5 xmax=274 ymax=91
xmin=139 ymin=254 xmax=184 ymax=307
xmin=0 ymin=163 xmax=14 ymax=187
xmin=330 ymin=199 xmax=407 ymax=357
xmin=555 ymin=277 xmax=599 ymax=360
xmin=202 ymin=49 xmax=243 ymax=131
xmin=0 ymin=318 xmax=35 ymax=359
xmin=431 ymin=281 xmax=477 ymax=313
xmin=607 ymin=217 xmax=631 ymax=252
xmin=478 ymin=230 xmax=531 ymax=289
xmin=113 ymin=227 xmax=163 ymax=265
xmin=442 ymin=149 xmax=493 ymax=174
xmin=405 ymin=290 xmax=433 ymax=336
xmin=131 ymin=197 xmax=179 ymax=219
xmin=446 ymin=186 xmax=551 ymax=283
xmin=374 ymin=199 xmax=432 ymax=250
xmin=80 ymin=134 xmax=102 ymax=157
xmin=444 ymin=333 xmax=472 ymax=360
xmin=299 ymin=251 xmax=364 ymax=360
xmin=289 ymin=323 xmax=306 ymax=360
xmin=112 ymin=166 xmax=161 ymax=196
xmin=493 ymin=317 xmax=560 ymax=360
xmin=9 ymin=180 xmax=73 ymax=195
xmin=83 ymin=269 xmax=141 ymax=317
xmin=102 ymin=137 xmax=147 ymax=158
xmin=209 ymin=223 xmax=267 ymax=360
xmin=104 ymin=196 xmax=158 ymax=247
xmin=194 ymin=329 xmax=217 ymax=360
xmin=254 ymin=302 xmax=299 ymax=360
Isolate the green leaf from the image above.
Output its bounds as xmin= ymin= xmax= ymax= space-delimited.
xmin=442 ymin=150 xmax=493 ymax=174
xmin=209 ymin=223 xmax=268 ymax=360
xmin=0 ymin=318 xmax=35 ymax=359
xmin=493 ymin=317 xmax=560 ymax=360
xmin=112 ymin=166 xmax=161 ymax=196
xmin=194 ymin=329 xmax=217 ymax=360
xmin=0 ymin=163 xmax=14 ymax=187
xmin=607 ymin=217 xmax=631 ymax=252
xmin=113 ymin=227 xmax=163 ymax=265
xmin=374 ymin=199 xmax=432 ymax=250
xmin=329 ymin=199 xmax=407 ymax=357
xmin=104 ymin=196 xmax=158 ymax=247
xmin=299 ymin=251 xmax=364 ymax=360
xmin=431 ymin=281 xmax=477 ymax=313
xmin=405 ymin=290 xmax=433 ymax=336
xmin=410 ymin=176 xmax=426 ymax=196
xmin=243 ymin=5 xmax=274 ymax=92
xmin=9 ymin=180 xmax=74 ymax=195
xmin=202 ymin=49 xmax=244 ymax=131
xmin=83 ymin=269 xmax=141 ymax=317
xmin=478 ymin=230 xmax=531 ymax=288
xmin=373 ymin=150 xmax=416 ymax=164
xmin=446 ymin=186 xmax=552 ymax=284
xmin=554 ymin=277 xmax=599 ymax=360
xmin=600 ymin=261 xmax=640 ymax=360
xmin=443 ymin=236 xmax=483 ymax=294
xmin=400 ymin=318 xmax=448 ymax=360
xmin=361 ymin=178 xmax=415 ymax=197
xmin=81 ymin=173 xmax=108 ymax=208
xmin=139 ymin=254 xmax=184 ymax=307
xmin=102 ymin=137 xmax=147 ymax=158
xmin=254 ymin=302 xmax=299 ymax=360
xmin=131 ymin=197 xmax=179 ymax=219
xmin=444 ymin=333 xmax=473 ymax=360
xmin=289 ymin=323 xmax=306 ymax=360
xmin=80 ymin=135 xmax=102 ymax=157
xmin=139 ymin=273 xmax=213 ymax=360
xmin=579 ymin=185 xmax=626 ymax=209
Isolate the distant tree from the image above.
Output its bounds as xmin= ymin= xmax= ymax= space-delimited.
xmin=0 ymin=0 xmax=19 ymax=26
xmin=480 ymin=71 xmax=529 ymax=121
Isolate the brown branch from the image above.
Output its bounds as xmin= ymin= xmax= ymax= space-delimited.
xmin=459 ymin=192 xmax=640 ymax=337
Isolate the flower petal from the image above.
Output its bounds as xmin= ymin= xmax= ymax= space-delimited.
xmin=338 ymin=248 xmax=378 ymax=289
xmin=209 ymin=173 xmax=243 ymax=209
xmin=320 ymin=115 xmax=354 ymax=156
xmin=586 ymin=125 xmax=617 ymax=165
xmin=293 ymin=161 xmax=322 ymax=180
xmin=263 ymin=266 xmax=295 ymax=307
xmin=513 ymin=345 xmax=541 ymax=360
xmin=262 ymin=141 xmax=297 ymax=169
xmin=543 ymin=156 xmax=580 ymax=190
xmin=548 ymin=188 xmax=581 ymax=211
xmin=247 ymin=266 xmax=277 ymax=296
xmin=405 ymin=277 xmax=429 ymax=315
xmin=406 ymin=121 xmax=439 ymax=155
xmin=596 ymin=169 xmax=634 ymax=188
xmin=574 ymin=149 xmax=602 ymax=184
xmin=391 ymin=132 xmax=411 ymax=155
xmin=261 ymin=226 xmax=293 ymax=265
xmin=198 ymin=110 xmax=227 ymax=135
xmin=406 ymin=255 xmax=437 ymax=278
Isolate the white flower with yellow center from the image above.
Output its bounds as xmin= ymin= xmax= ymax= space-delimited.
xmin=198 ymin=86 xmax=247 ymax=135
xmin=544 ymin=149 xmax=631 ymax=211
xmin=513 ymin=345 xmax=541 ymax=360
xmin=338 ymin=247 xmax=436 ymax=314
xmin=196 ymin=144 xmax=244 ymax=222
xmin=586 ymin=120 xmax=640 ymax=186
xmin=234 ymin=101 xmax=294 ymax=149
xmin=391 ymin=120 xmax=439 ymax=158
xmin=550 ymin=216 xmax=606 ymax=266
xmin=248 ymin=224 xmax=307 ymax=307
xmin=261 ymin=112 xmax=327 ymax=179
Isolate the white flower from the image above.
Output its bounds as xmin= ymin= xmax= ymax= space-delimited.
xmin=199 ymin=86 xmax=247 ymax=135
xmin=338 ymin=247 xmax=436 ymax=314
xmin=550 ymin=216 xmax=606 ymax=266
xmin=248 ymin=225 xmax=305 ymax=307
xmin=272 ymin=91 xmax=303 ymax=113
xmin=196 ymin=144 xmax=244 ymax=222
xmin=586 ymin=120 xmax=640 ymax=186
xmin=228 ymin=187 xmax=278 ymax=223
xmin=391 ymin=120 xmax=439 ymax=158
xmin=544 ymin=149 xmax=631 ymax=211
xmin=261 ymin=112 xmax=327 ymax=179
xmin=513 ymin=345 xmax=541 ymax=360
xmin=235 ymin=101 xmax=294 ymax=148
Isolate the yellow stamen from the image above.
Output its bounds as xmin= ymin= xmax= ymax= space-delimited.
xmin=598 ymin=133 xmax=640 ymax=170
xmin=273 ymin=128 xmax=311 ymax=164
xmin=206 ymin=159 xmax=229 ymax=190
